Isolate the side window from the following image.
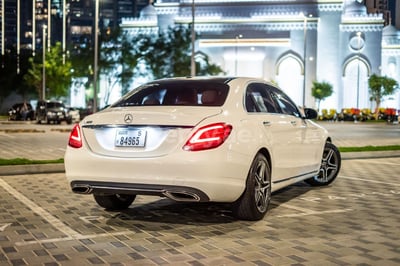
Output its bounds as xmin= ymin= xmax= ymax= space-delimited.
xmin=245 ymin=83 xmax=278 ymax=113
xmin=270 ymin=87 xmax=301 ymax=117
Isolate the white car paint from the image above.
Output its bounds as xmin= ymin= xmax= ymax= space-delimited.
xmin=65 ymin=77 xmax=340 ymax=220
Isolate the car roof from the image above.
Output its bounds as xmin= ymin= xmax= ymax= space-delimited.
xmin=146 ymin=76 xmax=236 ymax=85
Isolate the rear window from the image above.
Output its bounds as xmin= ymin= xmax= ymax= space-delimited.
xmin=111 ymin=81 xmax=229 ymax=107
xmin=47 ymin=102 xmax=64 ymax=108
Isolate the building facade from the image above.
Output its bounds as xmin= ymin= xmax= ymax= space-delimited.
xmin=122 ymin=0 xmax=400 ymax=111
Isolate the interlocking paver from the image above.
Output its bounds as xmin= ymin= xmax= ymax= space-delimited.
xmin=1 ymin=121 xmax=400 ymax=265
xmin=0 ymin=161 xmax=398 ymax=265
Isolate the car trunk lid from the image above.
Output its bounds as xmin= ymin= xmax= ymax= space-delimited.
xmin=81 ymin=106 xmax=222 ymax=157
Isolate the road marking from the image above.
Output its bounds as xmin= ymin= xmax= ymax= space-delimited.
xmin=0 ymin=178 xmax=138 ymax=246
xmin=15 ymin=231 xmax=133 ymax=246
xmin=80 ymin=216 xmax=105 ymax=223
xmin=0 ymin=223 xmax=11 ymax=232
xmin=271 ymin=200 xmax=352 ymax=218
xmin=340 ymin=175 xmax=400 ymax=186
xmin=277 ymin=208 xmax=353 ymax=218
xmin=0 ymin=178 xmax=83 ymax=238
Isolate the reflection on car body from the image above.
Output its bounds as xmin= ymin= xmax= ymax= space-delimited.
xmin=65 ymin=77 xmax=341 ymax=221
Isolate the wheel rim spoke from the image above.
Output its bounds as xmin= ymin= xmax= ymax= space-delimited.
xmin=254 ymin=161 xmax=270 ymax=212
xmin=318 ymin=147 xmax=338 ymax=182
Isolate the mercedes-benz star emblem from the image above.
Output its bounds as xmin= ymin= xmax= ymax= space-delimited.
xmin=124 ymin=114 xmax=133 ymax=124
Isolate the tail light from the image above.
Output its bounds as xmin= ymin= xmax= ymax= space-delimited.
xmin=68 ymin=124 xmax=82 ymax=148
xmin=183 ymin=123 xmax=232 ymax=151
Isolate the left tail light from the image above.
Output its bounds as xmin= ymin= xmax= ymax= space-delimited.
xmin=68 ymin=124 xmax=82 ymax=148
xmin=183 ymin=123 xmax=232 ymax=151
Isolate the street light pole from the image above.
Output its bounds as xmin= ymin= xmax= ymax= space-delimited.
xmin=1 ymin=0 xmax=4 ymax=68
xmin=302 ymin=14 xmax=308 ymax=107
xmin=93 ymin=0 xmax=99 ymax=113
xmin=62 ymin=0 xmax=66 ymax=64
xmin=356 ymin=32 xmax=361 ymax=109
xmin=235 ymin=34 xmax=242 ymax=76
xmin=190 ymin=0 xmax=195 ymax=76
xmin=47 ymin=0 xmax=51 ymax=52
xmin=32 ymin=0 xmax=36 ymax=56
xmin=17 ymin=0 xmax=20 ymax=74
xmin=42 ymin=25 xmax=47 ymax=100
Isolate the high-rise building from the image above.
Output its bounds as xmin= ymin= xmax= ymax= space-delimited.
xmin=0 ymin=0 xmax=148 ymax=56
xmin=365 ymin=0 xmax=392 ymax=26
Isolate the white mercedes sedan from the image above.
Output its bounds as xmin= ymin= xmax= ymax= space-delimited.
xmin=65 ymin=77 xmax=341 ymax=221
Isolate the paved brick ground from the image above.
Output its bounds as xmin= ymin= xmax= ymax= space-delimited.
xmin=1 ymin=157 xmax=399 ymax=265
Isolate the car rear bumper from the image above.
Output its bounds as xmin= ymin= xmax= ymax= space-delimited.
xmin=65 ymin=146 xmax=251 ymax=203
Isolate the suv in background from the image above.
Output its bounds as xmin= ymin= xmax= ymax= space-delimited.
xmin=8 ymin=102 xmax=35 ymax=121
xmin=36 ymin=100 xmax=72 ymax=124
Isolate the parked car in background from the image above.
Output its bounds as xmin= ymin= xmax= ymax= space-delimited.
xmin=8 ymin=102 xmax=35 ymax=121
xmin=66 ymin=107 xmax=81 ymax=123
xmin=65 ymin=77 xmax=341 ymax=221
xmin=36 ymin=100 xmax=72 ymax=124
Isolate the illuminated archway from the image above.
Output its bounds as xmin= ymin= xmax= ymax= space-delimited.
xmin=276 ymin=53 xmax=303 ymax=105
xmin=342 ymin=56 xmax=370 ymax=109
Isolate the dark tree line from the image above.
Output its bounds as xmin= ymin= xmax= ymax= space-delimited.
xmin=1 ymin=25 xmax=224 ymax=107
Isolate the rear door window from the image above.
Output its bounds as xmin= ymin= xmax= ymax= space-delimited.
xmin=245 ymin=83 xmax=279 ymax=113
xmin=269 ymin=87 xmax=301 ymax=117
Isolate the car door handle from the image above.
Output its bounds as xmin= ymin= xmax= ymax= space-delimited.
xmin=263 ymin=121 xmax=271 ymax=126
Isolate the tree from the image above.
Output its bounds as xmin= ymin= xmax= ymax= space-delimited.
xmin=98 ymin=27 xmax=142 ymax=105
xmin=1 ymin=51 xmax=35 ymax=100
xmin=311 ymin=81 xmax=333 ymax=110
xmin=368 ymin=74 xmax=399 ymax=120
xmin=141 ymin=26 xmax=224 ymax=78
xmin=24 ymin=42 xmax=72 ymax=99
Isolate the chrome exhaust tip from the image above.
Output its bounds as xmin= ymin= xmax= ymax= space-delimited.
xmin=163 ymin=191 xmax=201 ymax=202
xmin=72 ymin=185 xmax=93 ymax=194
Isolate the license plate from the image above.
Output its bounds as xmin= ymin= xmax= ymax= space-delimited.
xmin=115 ymin=129 xmax=146 ymax=147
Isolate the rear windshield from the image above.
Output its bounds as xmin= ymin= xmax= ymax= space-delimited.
xmin=47 ymin=102 xmax=64 ymax=108
xmin=111 ymin=81 xmax=229 ymax=107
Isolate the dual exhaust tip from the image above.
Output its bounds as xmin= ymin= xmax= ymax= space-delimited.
xmin=71 ymin=184 xmax=201 ymax=202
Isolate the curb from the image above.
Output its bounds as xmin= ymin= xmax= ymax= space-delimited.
xmin=341 ymin=150 xmax=400 ymax=160
xmin=1 ymin=151 xmax=399 ymax=176
xmin=0 ymin=163 xmax=65 ymax=176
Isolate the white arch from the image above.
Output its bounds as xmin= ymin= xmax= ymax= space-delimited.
xmin=276 ymin=55 xmax=303 ymax=106
xmin=342 ymin=58 xmax=370 ymax=109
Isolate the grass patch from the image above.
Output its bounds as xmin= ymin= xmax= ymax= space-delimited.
xmin=1 ymin=145 xmax=400 ymax=165
xmin=339 ymin=145 xmax=400 ymax=152
xmin=0 ymin=158 xmax=64 ymax=166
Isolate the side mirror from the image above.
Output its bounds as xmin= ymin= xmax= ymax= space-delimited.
xmin=303 ymin=108 xmax=318 ymax=119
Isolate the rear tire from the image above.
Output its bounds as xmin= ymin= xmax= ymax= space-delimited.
xmin=305 ymin=142 xmax=341 ymax=186
xmin=93 ymin=194 xmax=136 ymax=210
xmin=232 ymin=153 xmax=271 ymax=221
